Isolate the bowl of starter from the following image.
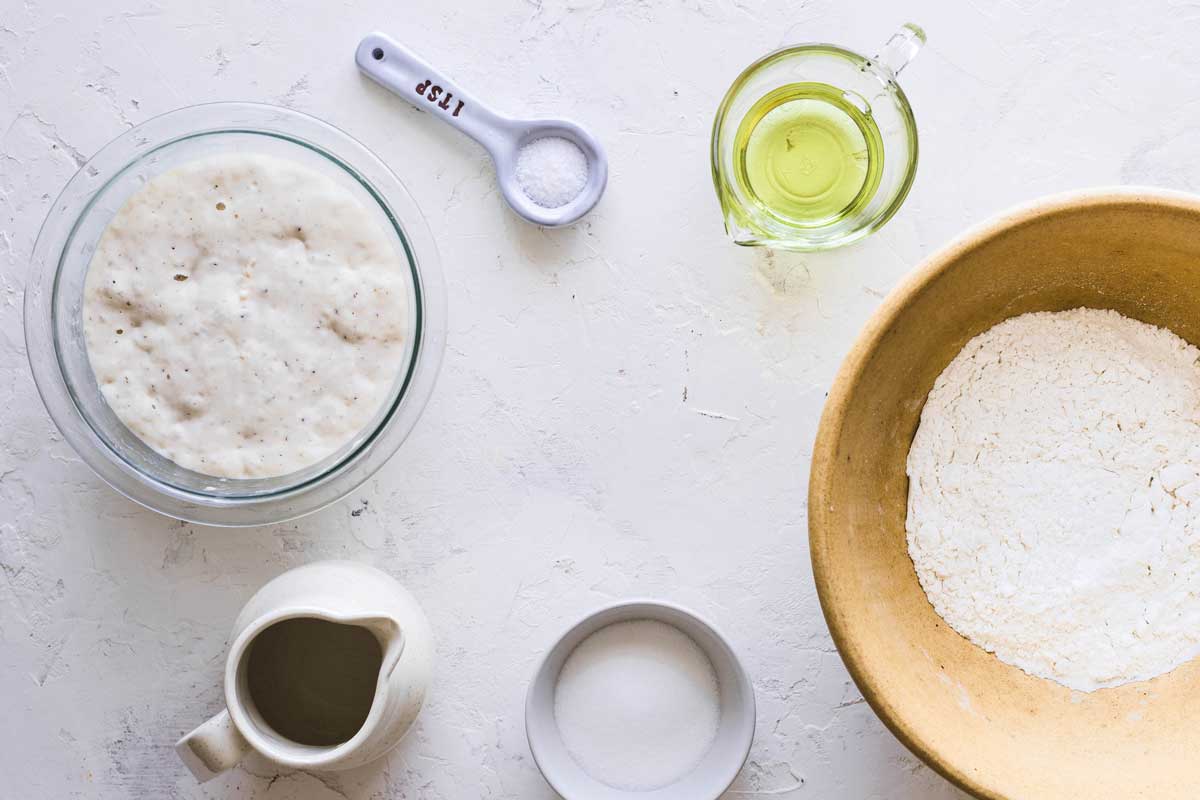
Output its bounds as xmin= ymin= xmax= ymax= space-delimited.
xmin=25 ymin=103 xmax=446 ymax=526
xmin=810 ymin=188 xmax=1200 ymax=799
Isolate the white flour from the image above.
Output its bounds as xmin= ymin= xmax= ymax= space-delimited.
xmin=906 ymin=308 xmax=1200 ymax=691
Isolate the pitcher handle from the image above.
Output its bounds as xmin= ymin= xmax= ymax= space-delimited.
xmin=175 ymin=708 xmax=249 ymax=782
xmin=873 ymin=23 xmax=926 ymax=77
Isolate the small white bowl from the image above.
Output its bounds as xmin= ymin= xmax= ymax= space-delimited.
xmin=525 ymin=599 xmax=756 ymax=800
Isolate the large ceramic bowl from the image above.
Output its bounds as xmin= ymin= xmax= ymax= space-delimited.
xmin=810 ymin=188 xmax=1200 ymax=799
xmin=24 ymin=103 xmax=446 ymax=526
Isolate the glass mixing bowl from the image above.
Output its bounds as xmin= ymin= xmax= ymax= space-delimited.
xmin=24 ymin=103 xmax=446 ymax=526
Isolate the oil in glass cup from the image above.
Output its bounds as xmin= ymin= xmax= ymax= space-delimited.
xmin=711 ymin=24 xmax=925 ymax=251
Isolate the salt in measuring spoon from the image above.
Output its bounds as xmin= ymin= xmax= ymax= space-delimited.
xmin=356 ymin=32 xmax=607 ymax=227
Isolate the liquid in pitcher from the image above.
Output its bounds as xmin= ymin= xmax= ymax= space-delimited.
xmin=245 ymin=617 xmax=383 ymax=746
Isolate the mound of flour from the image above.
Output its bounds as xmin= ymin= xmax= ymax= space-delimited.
xmin=906 ymin=308 xmax=1200 ymax=691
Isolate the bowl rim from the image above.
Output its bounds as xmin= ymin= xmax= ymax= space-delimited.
xmin=523 ymin=598 xmax=756 ymax=800
xmin=807 ymin=185 xmax=1200 ymax=800
xmin=23 ymin=101 xmax=447 ymax=526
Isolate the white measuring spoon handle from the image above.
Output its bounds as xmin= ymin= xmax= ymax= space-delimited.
xmin=356 ymin=32 xmax=513 ymax=158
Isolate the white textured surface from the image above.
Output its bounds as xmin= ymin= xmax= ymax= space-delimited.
xmin=0 ymin=1 xmax=1187 ymax=798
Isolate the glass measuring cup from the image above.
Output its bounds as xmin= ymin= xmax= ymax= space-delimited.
xmin=711 ymin=24 xmax=925 ymax=251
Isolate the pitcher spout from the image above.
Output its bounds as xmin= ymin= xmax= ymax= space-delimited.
xmin=717 ymin=191 xmax=767 ymax=247
xmin=348 ymin=614 xmax=406 ymax=679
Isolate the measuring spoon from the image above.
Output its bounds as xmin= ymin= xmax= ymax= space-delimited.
xmin=356 ymin=32 xmax=607 ymax=227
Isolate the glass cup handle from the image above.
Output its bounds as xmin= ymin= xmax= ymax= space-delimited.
xmin=873 ymin=23 xmax=926 ymax=77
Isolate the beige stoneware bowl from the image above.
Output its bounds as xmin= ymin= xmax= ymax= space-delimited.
xmin=810 ymin=188 xmax=1200 ymax=800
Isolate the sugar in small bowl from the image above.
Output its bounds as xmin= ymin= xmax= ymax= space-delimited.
xmin=526 ymin=600 xmax=755 ymax=800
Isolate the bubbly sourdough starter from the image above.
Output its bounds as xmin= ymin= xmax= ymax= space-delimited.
xmin=83 ymin=154 xmax=409 ymax=479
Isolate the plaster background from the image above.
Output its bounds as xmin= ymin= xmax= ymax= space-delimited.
xmin=1 ymin=1 xmax=1189 ymax=797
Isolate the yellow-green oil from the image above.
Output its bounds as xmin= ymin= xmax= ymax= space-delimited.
xmin=733 ymin=82 xmax=884 ymax=228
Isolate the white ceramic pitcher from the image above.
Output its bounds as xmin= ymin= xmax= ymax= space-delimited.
xmin=176 ymin=561 xmax=433 ymax=781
